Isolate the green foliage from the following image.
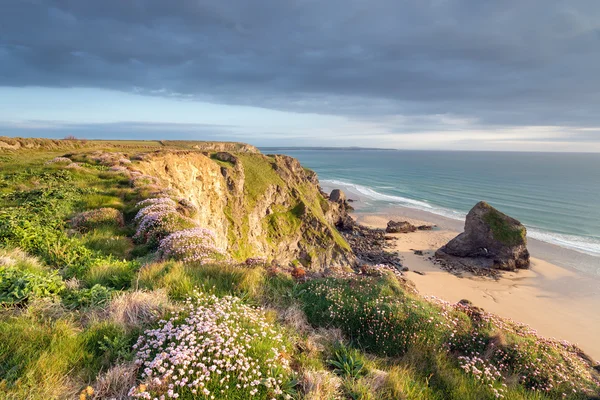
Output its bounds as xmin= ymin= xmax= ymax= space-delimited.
xmin=483 ymin=206 xmax=526 ymax=246
xmin=137 ymin=261 xmax=267 ymax=301
xmin=84 ymin=259 xmax=138 ymax=290
xmin=0 ymin=314 xmax=86 ymax=399
xmin=237 ymin=154 xmax=284 ymax=206
xmin=328 ymin=344 xmax=365 ymax=379
xmin=82 ymin=321 xmax=134 ymax=374
xmin=298 ymin=276 xmax=449 ymax=357
xmin=62 ymin=284 xmax=113 ymax=309
xmin=0 ymin=266 xmax=65 ymax=305
xmin=82 ymin=229 xmax=132 ymax=259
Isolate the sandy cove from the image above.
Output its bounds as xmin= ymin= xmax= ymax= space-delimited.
xmin=356 ymin=212 xmax=600 ymax=362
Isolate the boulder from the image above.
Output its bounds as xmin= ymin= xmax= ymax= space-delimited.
xmin=386 ymin=220 xmax=417 ymax=233
xmin=436 ymin=201 xmax=529 ymax=271
xmin=329 ymin=189 xmax=346 ymax=203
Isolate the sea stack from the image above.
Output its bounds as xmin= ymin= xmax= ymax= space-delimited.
xmin=436 ymin=201 xmax=530 ymax=271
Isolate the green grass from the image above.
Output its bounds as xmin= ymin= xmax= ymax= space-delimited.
xmin=0 ymin=141 xmax=597 ymax=400
xmin=482 ymin=205 xmax=527 ymax=246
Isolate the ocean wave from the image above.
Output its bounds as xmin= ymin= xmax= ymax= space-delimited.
xmin=321 ymin=179 xmax=600 ymax=258
xmin=323 ymin=179 xmax=434 ymax=209
xmin=527 ymin=229 xmax=600 ymax=257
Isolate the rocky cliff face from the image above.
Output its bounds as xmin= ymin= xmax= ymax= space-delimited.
xmin=436 ymin=201 xmax=530 ymax=271
xmin=135 ymin=150 xmax=354 ymax=270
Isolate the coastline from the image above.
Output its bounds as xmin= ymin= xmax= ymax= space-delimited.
xmin=353 ymin=209 xmax=600 ymax=361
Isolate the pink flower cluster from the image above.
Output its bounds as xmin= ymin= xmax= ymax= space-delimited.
xmin=136 ymin=198 xmax=178 ymax=209
xmin=425 ymin=295 xmax=600 ymax=397
xmin=135 ymin=203 xmax=178 ymax=224
xmin=133 ymin=209 xmax=195 ymax=245
xmin=458 ymin=355 xmax=506 ymax=398
xmin=45 ymin=156 xmax=72 ymax=164
xmin=157 ymin=228 xmax=224 ymax=264
xmin=129 ymin=291 xmax=291 ymax=399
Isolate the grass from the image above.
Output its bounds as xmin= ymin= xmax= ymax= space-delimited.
xmin=482 ymin=204 xmax=527 ymax=246
xmin=0 ymin=141 xmax=597 ymax=399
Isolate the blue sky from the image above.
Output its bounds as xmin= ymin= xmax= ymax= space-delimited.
xmin=1 ymin=1 xmax=600 ymax=151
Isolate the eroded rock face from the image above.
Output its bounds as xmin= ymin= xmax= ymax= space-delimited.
xmin=436 ymin=201 xmax=530 ymax=271
xmin=136 ymin=151 xmax=355 ymax=270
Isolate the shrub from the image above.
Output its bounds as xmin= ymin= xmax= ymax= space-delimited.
xmin=157 ymin=227 xmax=224 ymax=264
xmin=134 ymin=197 xmax=177 ymax=210
xmin=133 ymin=202 xmax=177 ymax=223
xmin=62 ymin=284 xmax=113 ymax=309
xmin=0 ymin=265 xmax=65 ymax=305
xmin=71 ymin=208 xmax=124 ymax=232
xmin=129 ymin=291 xmax=293 ymax=399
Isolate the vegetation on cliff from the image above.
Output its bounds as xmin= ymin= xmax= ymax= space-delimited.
xmin=0 ymin=139 xmax=598 ymax=399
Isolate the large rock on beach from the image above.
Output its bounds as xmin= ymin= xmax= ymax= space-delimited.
xmin=436 ymin=201 xmax=530 ymax=271
xmin=386 ymin=220 xmax=417 ymax=233
xmin=329 ymin=189 xmax=346 ymax=203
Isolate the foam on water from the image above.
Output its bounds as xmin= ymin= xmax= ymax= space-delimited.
xmin=322 ymin=178 xmax=600 ymax=258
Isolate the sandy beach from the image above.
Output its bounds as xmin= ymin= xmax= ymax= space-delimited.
xmin=355 ymin=210 xmax=600 ymax=361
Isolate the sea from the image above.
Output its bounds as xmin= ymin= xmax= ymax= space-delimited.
xmin=262 ymin=149 xmax=600 ymax=264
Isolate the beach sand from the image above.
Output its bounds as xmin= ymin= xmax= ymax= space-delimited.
xmin=356 ymin=211 xmax=600 ymax=361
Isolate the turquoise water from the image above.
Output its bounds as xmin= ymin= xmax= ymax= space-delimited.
xmin=263 ymin=149 xmax=600 ymax=258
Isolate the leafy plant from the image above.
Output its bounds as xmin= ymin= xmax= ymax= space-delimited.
xmin=62 ymin=284 xmax=112 ymax=309
xmin=328 ymin=345 xmax=365 ymax=379
xmin=0 ymin=266 xmax=65 ymax=305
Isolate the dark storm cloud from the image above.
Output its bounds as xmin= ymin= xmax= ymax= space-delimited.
xmin=1 ymin=0 xmax=600 ymax=127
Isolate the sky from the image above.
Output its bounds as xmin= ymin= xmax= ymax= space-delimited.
xmin=1 ymin=0 xmax=600 ymax=151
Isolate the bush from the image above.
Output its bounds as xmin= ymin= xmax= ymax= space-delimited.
xmin=0 ymin=265 xmax=65 ymax=305
xmin=62 ymin=284 xmax=113 ymax=309
xmin=129 ymin=291 xmax=293 ymax=399
xmin=157 ymin=227 xmax=225 ymax=264
xmin=71 ymin=208 xmax=124 ymax=232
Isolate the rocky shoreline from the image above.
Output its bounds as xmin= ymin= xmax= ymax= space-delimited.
xmin=337 ymin=219 xmax=405 ymax=269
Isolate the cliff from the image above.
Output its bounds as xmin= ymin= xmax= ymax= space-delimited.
xmin=135 ymin=150 xmax=353 ymax=269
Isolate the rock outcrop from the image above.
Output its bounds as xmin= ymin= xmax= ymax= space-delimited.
xmin=386 ymin=220 xmax=417 ymax=233
xmin=135 ymin=151 xmax=354 ymax=270
xmin=435 ymin=201 xmax=530 ymax=271
xmin=329 ymin=189 xmax=346 ymax=203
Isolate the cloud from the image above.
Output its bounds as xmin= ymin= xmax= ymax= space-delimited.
xmin=1 ymin=0 xmax=600 ymax=138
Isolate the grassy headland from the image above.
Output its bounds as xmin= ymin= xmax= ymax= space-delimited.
xmin=0 ymin=138 xmax=598 ymax=399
